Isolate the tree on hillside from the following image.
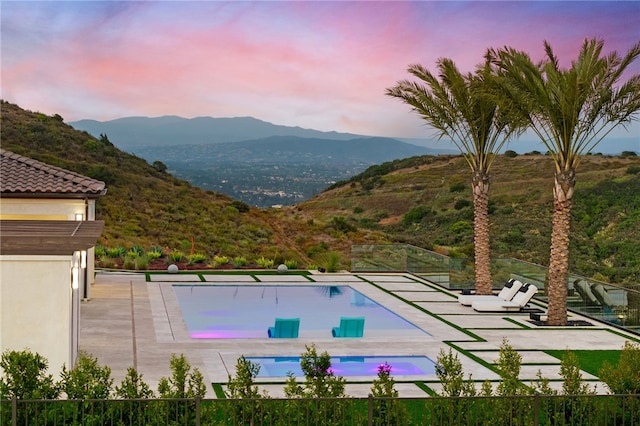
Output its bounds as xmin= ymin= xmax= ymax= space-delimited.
xmin=486 ymin=38 xmax=640 ymax=325
xmin=387 ymin=58 xmax=525 ymax=294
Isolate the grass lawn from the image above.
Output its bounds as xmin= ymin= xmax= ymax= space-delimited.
xmin=544 ymin=350 xmax=621 ymax=376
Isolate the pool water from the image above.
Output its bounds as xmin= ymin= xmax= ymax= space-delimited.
xmin=173 ymin=285 xmax=429 ymax=339
xmin=245 ymin=355 xmax=436 ymax=378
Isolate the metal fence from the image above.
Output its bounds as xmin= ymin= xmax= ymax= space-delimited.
xmin=2 ymin=394 xmax=639 ymax=425
xmin=351 ymin=244 xmax=640 ymax=334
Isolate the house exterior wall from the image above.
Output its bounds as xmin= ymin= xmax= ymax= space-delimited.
xmin=0 ymin=198 xmax=87 ymax=219
xmin=0 ymin=198 xmax=99 ymax=293
xmin=0 ymin=255 xmax=73 ymax=379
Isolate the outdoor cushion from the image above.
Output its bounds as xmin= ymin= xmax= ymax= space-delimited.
xmin=471 ymin=284 xmax=538 ymax=312
xmin=458 ymin=279 xmax=523 ymax=306
xmin=592 ymin=284 xmax=615 ymax=307
xmin=268 ymin=317 xmax=300 ymax=338
xmin=574 ymin=280 xmax=599 ymax=305
xmin=332 ymin=316 xmax=365 ymax=337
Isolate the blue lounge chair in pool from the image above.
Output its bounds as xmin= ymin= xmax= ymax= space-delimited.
xmin=332 ymin=317 xmax=365 ymax=337
xmin=268 ymin=318 xmax=300 ymax=338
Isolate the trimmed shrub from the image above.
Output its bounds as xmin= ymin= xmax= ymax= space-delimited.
xmin=60 ymin=352 xmax=113 ymax=399
xmin=0 ymin=349 xmax=59 ymax=400
xmin=599 ymin=341 xmax=640 ymax=394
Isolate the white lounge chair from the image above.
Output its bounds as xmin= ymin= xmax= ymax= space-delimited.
xmin=472 ymin=283 xmax=538 ymax=312
xmin=458 ymin=279 xmax=523 ymax=306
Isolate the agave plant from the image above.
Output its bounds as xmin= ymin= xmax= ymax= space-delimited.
xmin=168 ymin=250 xmax=185 ymax=262
xmin=255 ymin=256 xmax=274 ymax=268
xmin=186 ymin=253 xmax=207 ymax=264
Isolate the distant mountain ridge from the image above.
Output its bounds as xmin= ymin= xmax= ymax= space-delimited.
xmin=70 ymin=115 xmax=368 ymax=149
xmin=69 ymin=115 xmax=454 ymax=155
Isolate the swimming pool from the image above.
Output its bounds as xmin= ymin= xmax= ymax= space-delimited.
xmin=245 ymin=355 xmax=437 ymax=378
xmin=173 ymin=284 xmax=430 ymax=339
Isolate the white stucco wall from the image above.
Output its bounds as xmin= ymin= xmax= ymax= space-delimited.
xmin=0 ymin=197 xmax=100 ymax=292
xmin=0 ymin=255 xmax=73 ymax=379
xmin=0 ymin=198 xmax=88 ymax=220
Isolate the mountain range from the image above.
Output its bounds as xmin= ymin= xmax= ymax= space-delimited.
xmin=69 ymin=116 xmax=450 ymax=206
xmin=70 ymin=115 xmax=450 ymax=152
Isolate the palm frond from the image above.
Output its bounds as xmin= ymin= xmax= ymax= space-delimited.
xmin=387 ymin=56 xmax=523 ymax=174
xmin=487 ymin=38 xmax=640 ymax=172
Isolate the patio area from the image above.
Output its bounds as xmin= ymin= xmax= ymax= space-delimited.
xmin=79 ymin=270 xmax=637 ymax=398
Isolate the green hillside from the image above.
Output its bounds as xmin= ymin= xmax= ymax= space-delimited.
xmin=0 ymin=101 xmax=385 ymax=269
xmin=2 ymin=101 xmax=638 ymax=284
xmin=300 ymin=154 xmax=640 ymax=284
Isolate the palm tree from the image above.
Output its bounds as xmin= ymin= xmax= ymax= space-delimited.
xmin=486 ymin=38 xmax=640 ymax=325
xmin=386 ymin=58 xmax=524 ymax=295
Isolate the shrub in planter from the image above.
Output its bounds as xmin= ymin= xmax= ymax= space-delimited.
xmin=106 ymin=247 xmax=125 ymax=258
xmin=256 ymin=256 xmax=274 ymax=268
xmin=123 ymin=256 xmax=136 ymax=270
xmin=60 ymin=352 xmax=113 ymax=399
xmin=284 ymin=259 xmax=298 ymax=269
xmin=99 ymin=255 xmax=117 ymax=269
xmin=129 ymin=245 xmax=144 ymax=256
xmin=231 ymin=256 xmax=248 ymax=268
xmin=148 ymin=246 xmax=164 ymax=256
xmin=371 ymin=362 xmax=409 ymax=425
xmin=212 ymin=255 xmax=229 ymax=267
xmin=168 ymin=250 xmax=185 ymax=262
xmin=94 ymin=245 xmax=106 ymax=258
xmin=146 ymin=250 xmax=162 ymax=261
xmin=187 ymin=253 xmax=207 ymax=264
xmin=0 ymin=349 xmax=60 ymax=399
xmin=325 ymin=252 xmax=341 ymax=272
xmin=135 ymin=256 xmax=149 ymax=270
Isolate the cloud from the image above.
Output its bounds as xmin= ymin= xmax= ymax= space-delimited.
xmin=2 ymin=0 xmax=639 ymax=145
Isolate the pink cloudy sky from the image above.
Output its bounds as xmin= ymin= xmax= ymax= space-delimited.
xmin=2 ymin=1 xmax=639 ymax=149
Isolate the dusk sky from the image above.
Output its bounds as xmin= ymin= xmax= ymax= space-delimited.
xmin=2 ymin=1 xmax=639 ymax=151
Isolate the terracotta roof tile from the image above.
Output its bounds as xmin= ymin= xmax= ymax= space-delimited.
xmin=0 ymin=149 xmax=106 ymax=198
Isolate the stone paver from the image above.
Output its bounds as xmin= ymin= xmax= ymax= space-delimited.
xmin=254 ymin=274 xmax=313 ymax=282
xmin=202 ymin=274 xmax=257 ymax=282
xmin=149 ymin=274 xmax=202 ymax=282
xmin=396 ymin=291 xmax=458 ymax=302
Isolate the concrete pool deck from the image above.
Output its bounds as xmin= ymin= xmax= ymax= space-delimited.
xmin=80 ymin=271 xmax=637 ymax=398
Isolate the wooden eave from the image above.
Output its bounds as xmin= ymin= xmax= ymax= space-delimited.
xmin=0 ymin=220 xmax=105 ymax=256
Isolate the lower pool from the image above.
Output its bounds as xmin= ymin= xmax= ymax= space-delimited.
xmin=245 ymin=355 xmax=436 ymax=378
xmin=173 ymin=284 xmax=429 ymax=339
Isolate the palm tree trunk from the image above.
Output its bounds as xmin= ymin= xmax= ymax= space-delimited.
xmin=546 ymin=172 xmax=575 ymax=326
xmin=472 ymin=172 xmax=492 ymax=294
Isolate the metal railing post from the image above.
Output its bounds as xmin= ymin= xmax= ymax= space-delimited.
xmin=195 ymin=397 xmax=201 ymax=426
xmin=368 ymin=394 xmax=373 ymax=426
xmin=534 ymin=393 xmax=539 ymax=426
xmin=12 ymin=396 xmax=17 ymax=425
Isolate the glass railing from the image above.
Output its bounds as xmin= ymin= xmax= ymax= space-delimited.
xmin=351 ymin=244 xmax=640 ymax=333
